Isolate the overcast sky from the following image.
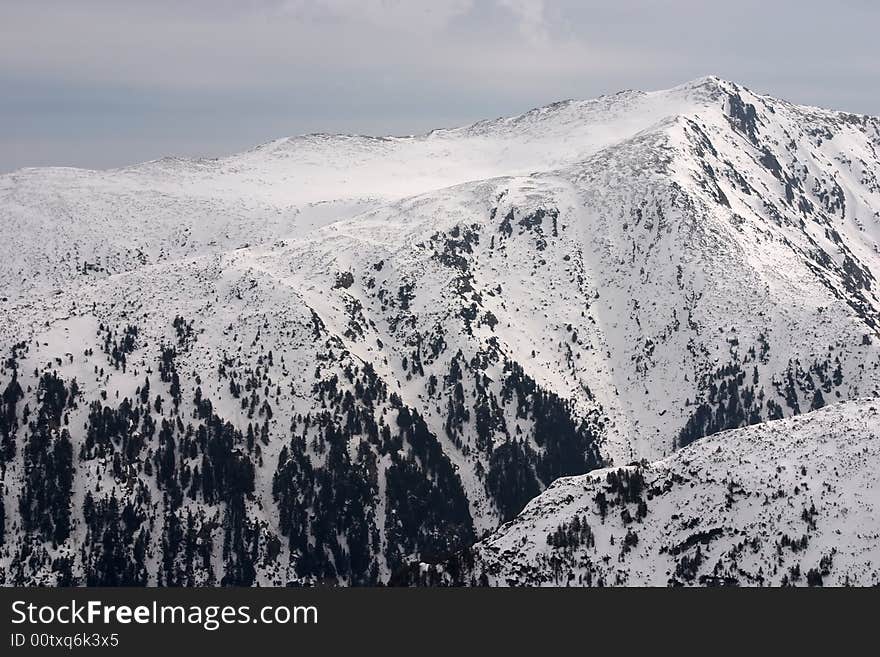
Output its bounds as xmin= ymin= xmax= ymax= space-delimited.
xmin=2 ymin=0 xmax=879 ymax=173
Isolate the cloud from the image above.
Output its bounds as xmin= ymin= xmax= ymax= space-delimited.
xmin=0 ymin=1 xmax=647 ymax=92
xmin=497 ymin=0 xmax=549 ymax=41
xmin=1 ymin=1 xmax=879 ymax=172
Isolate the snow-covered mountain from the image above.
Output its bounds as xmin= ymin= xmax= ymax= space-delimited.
xmin=408 ymin=400 xmax=880 ymax=587
xmin=0 ymin=76 xmax=878 ymax=586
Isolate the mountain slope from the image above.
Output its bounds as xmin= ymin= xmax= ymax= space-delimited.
xmin=0 ymin=82 xmax=702 ymax=303
xmin=411 ymin=400 xmax=880 ymax=587
xmin=0 ymin=76 xmax=879 ymax=585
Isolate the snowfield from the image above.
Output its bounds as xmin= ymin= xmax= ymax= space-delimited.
xmin=0 ymin=76 xmax=878 ymax=586
xmin=411 ymin=400 xmax=880 ymax=586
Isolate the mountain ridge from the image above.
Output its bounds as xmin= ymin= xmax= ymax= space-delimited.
xmin=408 ymin=399 xmax=880 ymax=587
xmin=0 ymin=76 xmax=879 ymax=586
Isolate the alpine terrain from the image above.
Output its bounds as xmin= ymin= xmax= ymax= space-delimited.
xmin=0 ymin=76 xmax=878 ymax=586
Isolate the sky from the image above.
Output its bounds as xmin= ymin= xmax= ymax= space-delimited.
xmin=2 ymin=0 xmax=879 ymax=173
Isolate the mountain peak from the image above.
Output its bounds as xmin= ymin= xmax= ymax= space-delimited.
xmin=663 ymin=74 xmax=740 ymax=103
xmin=2 ymin=75 xmax=880 ymax=587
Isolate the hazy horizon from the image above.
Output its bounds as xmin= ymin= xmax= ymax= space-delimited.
xmin=2 ymin=1 xmax=879 ymax=174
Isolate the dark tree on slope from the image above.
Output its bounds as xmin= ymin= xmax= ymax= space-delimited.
xmin=1 ymin=370 xmax=24 ymax=464
xmin=485 ymin=441 xmax=541 ymax=522
xmin=19 ymin=373 xmax=75 ymax=545
xmin=82 ymin=492 xmax=149 ymax=586
xmin=678 ymin=362 xmax=762 ymax=448
xmin=485 ymin=360 xmax=603 ymax=519
xmin=385 ymin=408 xmax=475 ymax=572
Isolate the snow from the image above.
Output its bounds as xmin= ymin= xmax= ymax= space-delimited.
xmin=1 ymin=75 xmax=879 ymax=585
xmin=447 ymin=400 xmax=880 ymax=586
